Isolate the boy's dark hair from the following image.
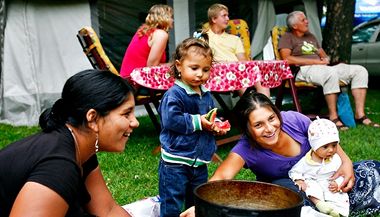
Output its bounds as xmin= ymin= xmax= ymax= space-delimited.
xmin=170 ymin=37 xmax=214 ymax=79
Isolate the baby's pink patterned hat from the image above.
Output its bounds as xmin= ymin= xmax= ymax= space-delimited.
xmin=308 ymin=117 xmax=340 ymax=151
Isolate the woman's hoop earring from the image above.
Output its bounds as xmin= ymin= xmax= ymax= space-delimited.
xmin=94 ymin=134 xmax=99 ymax=152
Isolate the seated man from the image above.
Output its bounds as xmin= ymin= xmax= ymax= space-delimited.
xmin=278 ymin=11 xmax=379 ymax=129
xmin=206 ymin=3 xmax=270 ymax=97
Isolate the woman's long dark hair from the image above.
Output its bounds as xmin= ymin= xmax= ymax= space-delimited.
xmin=39 ymin=69 xmax=134 ymax=132
xmin=233 ymin=91 xmax=282 ymax=142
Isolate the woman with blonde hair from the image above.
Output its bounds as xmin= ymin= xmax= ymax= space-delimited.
xmin=120 ymin=4 xmax=173 ymax=83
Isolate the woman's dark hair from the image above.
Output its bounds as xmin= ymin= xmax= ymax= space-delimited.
xmin=233 ymin=91 xmax=282 ymax=141
xmin=39 ymin=69 xmax=134 ymax=132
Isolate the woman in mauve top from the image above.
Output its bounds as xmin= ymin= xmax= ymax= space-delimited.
xmin=120 ymin=4 xmax=173 ymax=82
xmin=209 ymin=92 xmax=354 ymax=188
xmin=181 ymin=92 xmax=380 ymax=217
xmin=179 ymin=92 xmax=352 ymax=217
xmin=208 ymin=92 xmax=380 ymax=216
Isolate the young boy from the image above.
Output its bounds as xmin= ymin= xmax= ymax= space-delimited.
xmin=158 ymin=38 xmax=227 ymax=217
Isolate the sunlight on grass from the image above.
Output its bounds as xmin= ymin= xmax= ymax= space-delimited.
xmin=0 ymin=89 xmax=379 ymax=207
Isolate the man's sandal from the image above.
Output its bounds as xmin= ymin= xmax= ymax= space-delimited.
xmin=331 ymin=118 xmax=349 ymax=131
xmin=355 ymin=115 xmax=380 ymax=128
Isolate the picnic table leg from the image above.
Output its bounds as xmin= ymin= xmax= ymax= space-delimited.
xmin=212 ymin=153 xmax=223 ymax=163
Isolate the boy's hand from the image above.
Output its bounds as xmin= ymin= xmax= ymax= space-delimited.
xmin=213 ymin=127 xmax=228 ymax=136
xmin=200 ymin=114 xmax=214 ymax=132
xmin=200 ymin=115 xmax=228 ymax=136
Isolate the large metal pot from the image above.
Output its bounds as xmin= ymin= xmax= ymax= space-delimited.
xmin=194 ymin=180 xmax=303 ymax=217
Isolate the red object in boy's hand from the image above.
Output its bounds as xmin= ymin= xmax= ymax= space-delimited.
xmin=215 ymin=119 xmax=231 ymax=131
xmin=206 ymin=108 xmax=231 ymax=132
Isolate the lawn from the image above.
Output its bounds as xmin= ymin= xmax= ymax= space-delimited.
xmin=0 ymin=89 xmax=379 ymax=207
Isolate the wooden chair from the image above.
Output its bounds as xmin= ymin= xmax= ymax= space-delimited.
xmin=77 ymin=27 xmax=119 ymax=75
xmin=77 ymin=26 xmax=162 ymax=133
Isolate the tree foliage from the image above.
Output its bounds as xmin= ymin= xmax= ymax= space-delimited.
xmin=322 ymin=0 xmax=356 ymax=64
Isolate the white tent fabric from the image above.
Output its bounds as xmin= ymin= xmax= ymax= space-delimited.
xmin=303 ymin=0 xmax=322 ymax=43
xmin=250 ymin=0 xmax=276 ymax=60
xmin=263 ymin=13 xmax=289 ymax=60
xmin=0 ymin=0 xmax=92 ymax=126
xmin=0 ymin=0 xmax=324 ymax=126
xmin=251 ymin=0 xmax=322 ymax=60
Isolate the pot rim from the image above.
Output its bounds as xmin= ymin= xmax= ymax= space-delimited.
xmin=194 ymin=180 xmax=304 ymax=211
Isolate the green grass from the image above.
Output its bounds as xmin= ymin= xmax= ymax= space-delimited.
xmin=0 ymin=89 xmax=380 ymax=208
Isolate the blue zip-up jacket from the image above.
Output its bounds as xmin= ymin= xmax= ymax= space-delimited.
xmin=158 ymin=80 xmax=216 ymax=167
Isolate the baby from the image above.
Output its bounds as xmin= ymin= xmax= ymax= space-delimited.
xmin=289 ymin=117 xmax=350 ymax=217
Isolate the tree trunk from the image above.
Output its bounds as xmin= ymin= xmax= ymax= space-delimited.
xmin=322 ymin=0 xmax=356 ymax=64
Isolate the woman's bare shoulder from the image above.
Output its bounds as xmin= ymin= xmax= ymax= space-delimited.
xmin=152 ymin=29 xmax=169 ymax=38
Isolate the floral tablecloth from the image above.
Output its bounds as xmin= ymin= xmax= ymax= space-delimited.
xmin=130 ymin=60 xmax=293 ymax=92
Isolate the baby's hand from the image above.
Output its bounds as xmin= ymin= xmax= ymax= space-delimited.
xmin=329 ymin=180 xmax=339 ymax=193
xmin=294 ymin=180 xmax=307 ymax=191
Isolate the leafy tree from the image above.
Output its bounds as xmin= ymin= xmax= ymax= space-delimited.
xmin=322 ymin=0 xmax=356 ymax=64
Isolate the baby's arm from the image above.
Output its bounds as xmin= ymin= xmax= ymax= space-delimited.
xmin=329 ymin=176 xmax=344 ymax=193
xmin=294 ymin=179 xmax=307 ymax=191
xmin=329 ymin=180 xmax=339 ymax=192
xmin=329 ymin=155 xmax=346 ymax=193
xmin=289 ymin=162 xmax=308 ymax=191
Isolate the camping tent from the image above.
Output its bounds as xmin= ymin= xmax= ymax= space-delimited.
xmin=0 ymin=0 xmax=92 ymax=126
xmin=0 ymin=0 xmax=321 ymax=126
xmin=0 ymin=0 xmax=167 ymax=126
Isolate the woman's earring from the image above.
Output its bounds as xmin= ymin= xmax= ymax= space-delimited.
xmin=94 ymin=134 xmax=99 ymax=152
xmin=178 ymin=73 xmax=181 ymax=77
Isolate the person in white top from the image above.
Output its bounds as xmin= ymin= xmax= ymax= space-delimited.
xmin=289 ymin=117 xmax=350 ymax=217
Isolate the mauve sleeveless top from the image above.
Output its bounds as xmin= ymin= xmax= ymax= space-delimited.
xmin=231 ymin=111 xmax=312 ymax=182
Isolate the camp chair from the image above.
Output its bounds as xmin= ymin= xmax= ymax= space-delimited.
xmin=272 ymin=26 xmax=348 ymax=116
xmin=225 ymin=19 xmax=251 ymax=59
xmin=202 ymin=19 xmax=251 ymax=59
xmin=77 ymin=26 xmax=162 ymax=133
xmin=271 ymin=26 xmax=326 ymax=114
xmin=271 ymin=26 xmax=320 ymax=113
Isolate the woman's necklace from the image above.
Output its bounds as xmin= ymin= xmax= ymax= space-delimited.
xmin=67 ymin=126 xmax=83 ymax=175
